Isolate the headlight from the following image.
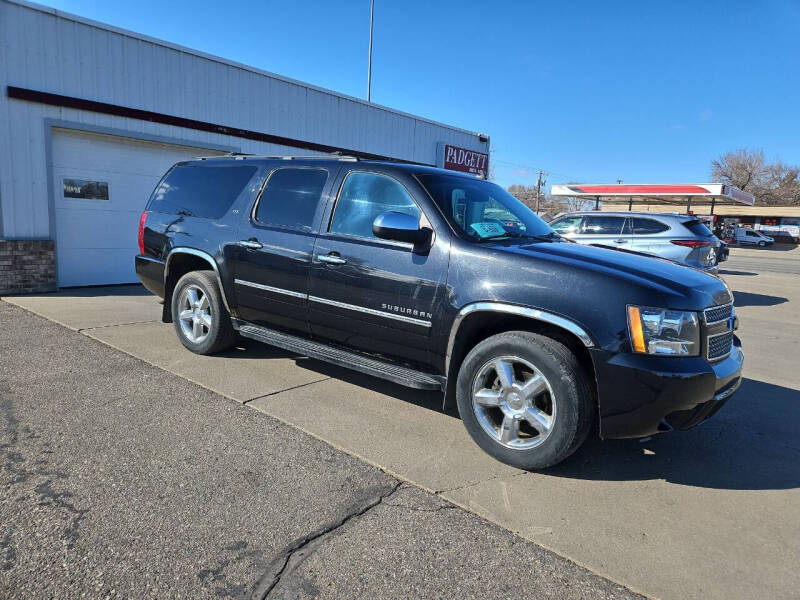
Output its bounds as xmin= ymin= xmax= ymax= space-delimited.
xmin=627 ymin=306 xmax=700 ymax=356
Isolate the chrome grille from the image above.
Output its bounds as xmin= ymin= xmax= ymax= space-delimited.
xmin=707 ymin=331 xmax=734 ymax=361
xmin=704 ymin=303 xmax=733 ymax=324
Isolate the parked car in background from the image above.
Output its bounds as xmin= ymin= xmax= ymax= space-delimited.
xmin=734 ymin=228 xmax=774 ymax=247
xmin=549 ymin=211 xmax=719 ymax=273
xmin=716 ymin=239 xmax=730 ymax=262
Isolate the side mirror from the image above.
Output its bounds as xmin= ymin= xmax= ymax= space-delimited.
xmin=372 ymin=211 xmax=432 ymax=249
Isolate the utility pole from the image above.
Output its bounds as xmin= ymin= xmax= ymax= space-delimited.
xmin=367 ymin=0 xmax=374 ymax=102
xmin=535 ymin=170 xmax=546 ymax=215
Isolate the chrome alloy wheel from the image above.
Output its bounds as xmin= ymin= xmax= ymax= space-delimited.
xmin=177 ymin=284 xmax=212 ymax=344
xmin=471 ymin=356 xmax=556 ymax=449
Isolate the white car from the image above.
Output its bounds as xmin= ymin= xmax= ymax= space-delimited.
xmin=734 ymin=228 xmax=774 ymax=247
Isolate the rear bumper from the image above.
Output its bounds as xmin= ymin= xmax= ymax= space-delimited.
xmin=135 ymin=255 xmax=165 ymax=298
xmin=591 ymin=337 xmax=743 ymax=439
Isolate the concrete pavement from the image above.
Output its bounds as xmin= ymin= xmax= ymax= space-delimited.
xmin=3 ymin=250 xmax=799 ymax=599
xmin=0 ymin=302 xmax=639 ymax=599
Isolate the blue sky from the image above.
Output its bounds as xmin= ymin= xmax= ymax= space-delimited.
xmin=38 ymin=0 xmax=800 ymax=189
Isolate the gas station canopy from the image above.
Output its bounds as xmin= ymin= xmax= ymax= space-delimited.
xmin=550 ymin=183 xmax=755 ymax=212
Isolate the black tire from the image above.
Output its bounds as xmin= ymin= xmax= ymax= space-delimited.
xmin=171 ymin=270 xmax=237 ymax=355
xmin=758 ymin=240 xmax=766 ymax=247
xmin=456 ymin=331 xmax=594 ymax=470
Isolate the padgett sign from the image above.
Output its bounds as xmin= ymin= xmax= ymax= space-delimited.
xmin=440 ymin=144 xmax=489 ymax=176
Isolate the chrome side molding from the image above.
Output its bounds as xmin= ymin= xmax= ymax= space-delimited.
xmin=165 ymin=247 xmax=232 ymax=313
xmin=446 ymin=302 xmax=595 ymax=372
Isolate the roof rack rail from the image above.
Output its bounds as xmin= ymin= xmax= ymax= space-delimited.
xmin=198 ymin=152 xmax=362 ymax=162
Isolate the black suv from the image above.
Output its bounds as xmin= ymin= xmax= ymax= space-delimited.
xmin=136 ymin=155 xmax=743 ymax=469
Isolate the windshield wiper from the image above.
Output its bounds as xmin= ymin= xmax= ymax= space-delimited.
xmin=479 ymin=231 xmax=561 ymax=243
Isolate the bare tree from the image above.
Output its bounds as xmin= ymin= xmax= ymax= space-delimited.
xmin=711 ymin=149 xmax=800 ymax=206
xmin=711 ymin=149 xmax=767 ymax=192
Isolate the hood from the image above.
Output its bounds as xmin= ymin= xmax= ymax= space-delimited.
xmin=493 ymin=240 xmax=732 ymax=309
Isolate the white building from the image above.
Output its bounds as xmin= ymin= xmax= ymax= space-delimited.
xmin=0 ymin=0 xmax=489 ymax=291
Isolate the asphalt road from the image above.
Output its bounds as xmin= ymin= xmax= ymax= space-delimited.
xmin=723 ymin=245 xmax=800 ymax=275
xmin=0 ymin=301 xmax=640 ymax=599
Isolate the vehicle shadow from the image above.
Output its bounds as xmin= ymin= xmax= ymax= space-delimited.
xmin=718 ymin=269 xmax=757 ymax=276
xmin=732 ymin=290 xmax=788 ymax=307
xmin=550 ymin=378 xmax=800 ymax=491
xmin=6 ymin=284 xmax=151 ymax=298
xmin=277 ymin=353 xmax=800 ymax=491
xmin=289 ymin=357 xmax=447 ymax=414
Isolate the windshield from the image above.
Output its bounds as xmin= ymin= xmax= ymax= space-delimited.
xmin=417 ymin=173 xmax=554 ymax=242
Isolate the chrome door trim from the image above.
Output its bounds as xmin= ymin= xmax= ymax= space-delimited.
xmin=234 ymin=278 xmax=307 ymax=299
xmin=165 ymin=247 xmax=231 ymax=313
xmin=308 ymin=295 xmax=432 ymax=327
xmin=446 ymin=302 xmax=595 ymax=372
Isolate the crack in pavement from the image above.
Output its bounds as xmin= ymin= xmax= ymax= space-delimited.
xmin=78 ymin=319 xmax=161 ymax=332
xmin=249 ymin=481 xmax=402 ymax=600
xmin=242 ymin=377 xmax=332 ymax=405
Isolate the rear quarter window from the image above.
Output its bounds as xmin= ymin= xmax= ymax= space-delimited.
xmin=683 ymin=219 xmax=713 ymax=237
xmin=631 ymin=218 xmax=670 ymax=234
xmin=148 ymin=164 xmax=258 ymax=219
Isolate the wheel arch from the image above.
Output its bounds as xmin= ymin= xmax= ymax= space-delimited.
xmin=162 ymin=248 xmax=231 ymax=323
xmin=443 ymin=303 xmax=596 ymax=411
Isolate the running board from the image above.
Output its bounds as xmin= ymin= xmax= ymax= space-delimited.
xmin=237 ymin=323 xmax=445 ymax=391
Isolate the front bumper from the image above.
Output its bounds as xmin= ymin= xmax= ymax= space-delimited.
xmin=591 ymin=337 xmax=743 ymax=439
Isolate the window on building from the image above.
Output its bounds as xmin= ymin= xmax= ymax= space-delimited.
xmin=255 ymin=168 xmax=328 ymax=230
xmin=330 ymin=172 xmax=421 ymax=240
xmin=149 ymin=165 xmax=257 ymax=219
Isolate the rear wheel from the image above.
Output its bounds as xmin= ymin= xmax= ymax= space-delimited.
xmin=171 ymin=271 xmax=237 ymax=354
xmin=456 ymin=331 xmax=594 ymax=470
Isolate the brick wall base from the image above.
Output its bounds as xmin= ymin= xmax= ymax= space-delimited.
xmin=0 ymin=240 xmax=57 ymax=295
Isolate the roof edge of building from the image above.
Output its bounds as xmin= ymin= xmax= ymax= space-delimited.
xmin=4 ymin=0 xmax=486 ymax=140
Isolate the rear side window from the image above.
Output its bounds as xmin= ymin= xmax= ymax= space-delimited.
xmin=255 ymin=168 xmax=328 ymax=230
xmin=631 ymin=218 xmax=670 ymax=234
xmin=684 ymin=219 xmax=713 ymax=237
xmin=581 ymin=215 xmax=625 ymax=235
xmin=149 ymin=165 xmax=257 ymax=219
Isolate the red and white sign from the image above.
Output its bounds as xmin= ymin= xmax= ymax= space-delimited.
xmin=442 ymin=144 xmax=489 ymax=176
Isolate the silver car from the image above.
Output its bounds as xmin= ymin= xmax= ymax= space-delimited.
xmin=548 ymin=211 xmax=719 ymax=273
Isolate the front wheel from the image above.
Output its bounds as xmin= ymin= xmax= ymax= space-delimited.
xmin=171 ymin=270 xmax=237 ymax=355
xmin=456 ymin=331 xmax=594 ymax=470
xmin=758 ymin=240 xmax=766 ymax=247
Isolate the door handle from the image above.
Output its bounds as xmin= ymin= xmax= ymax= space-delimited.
xmin=614 ymin=238 xmax=628 ymax=244
xmin=318 ymin=253 xmax=347 ymax=265
xmin=239 ymin=239 xmax=262 ymax=249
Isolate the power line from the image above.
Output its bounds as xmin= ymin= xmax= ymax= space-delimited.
xmin=491 ymin=157 xmax=579 ymax=182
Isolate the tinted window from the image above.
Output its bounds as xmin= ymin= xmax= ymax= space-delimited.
xmin=417 ymin=173 xmax=552 ymax=241
xmin=581 ymin=216 xmax=625 ymax=235
xmin=684 ymin=219 xmax=713 ymax=237
xmin=330 ymin=172 xmax=421 ymax=239
xmin=149 ymin=165 xmax=257 ymax=219
xmin=550 ymin=215 xmax=583 ymax=234
xmin=255 ymin=168 xmax=328 ymax=230
xmin=632 ymin=218 xmax=670 ymax=234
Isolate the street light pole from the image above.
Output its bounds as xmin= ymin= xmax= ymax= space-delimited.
xmin=367 ymin=0 xmax=374 ymax=102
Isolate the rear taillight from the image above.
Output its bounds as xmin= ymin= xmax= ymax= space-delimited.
xmin=670 ymin=240 xmax=711 ymax=248
xmin=138 ymin=210 xmax=148 ymax=255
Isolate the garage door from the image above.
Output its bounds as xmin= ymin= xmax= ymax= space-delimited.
xmin=52 ymin=129 xmax=225 ymax=286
